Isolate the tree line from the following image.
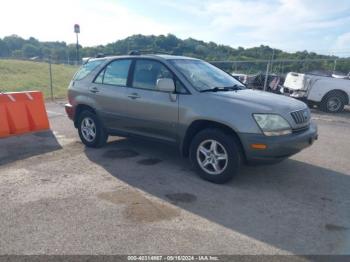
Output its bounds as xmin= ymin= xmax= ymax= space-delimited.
xmin=1 ymin=34 xmax=349 ymax=74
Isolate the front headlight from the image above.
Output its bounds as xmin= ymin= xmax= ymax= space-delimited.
xmin=253 ymin=114 xmax=292 ymax=136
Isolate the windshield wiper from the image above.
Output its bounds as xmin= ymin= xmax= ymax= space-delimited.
xmin=200 ymin=85 xmax=244 ymax=93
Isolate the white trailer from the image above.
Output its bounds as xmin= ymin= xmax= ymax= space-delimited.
xmin=281 ymin=72 xmax=350 ymax=113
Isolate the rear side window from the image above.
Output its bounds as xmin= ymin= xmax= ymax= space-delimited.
xmin=95 ymin=59 xmax=132 ymax=86
xmin=73 ymin=60 xmax=105 ymax=81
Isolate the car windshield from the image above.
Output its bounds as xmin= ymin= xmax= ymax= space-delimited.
xmin=169 ymin=59 xmax=245 ymax=91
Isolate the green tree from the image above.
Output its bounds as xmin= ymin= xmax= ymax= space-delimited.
xmin=0 ymin=39 xmax=10 ymax=57
xmin=11 ymin=50 xmax=24 ymax=58
xmin=22 ymin=44 xmax=40 ymax=58
xmin=1 ymin=34 xmax=350 ymax=73
xmin=3 ymin=35 xmax=25 ymax=51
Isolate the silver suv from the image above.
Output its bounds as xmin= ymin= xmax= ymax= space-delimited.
xmin=65 ymin=54 xmax=318 ymax=183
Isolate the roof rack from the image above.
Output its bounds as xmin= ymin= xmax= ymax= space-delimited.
xmin=95 ymin=53 xmax=106 ymax=58
xmin=128 ymin=50 xmax=173 ymax=55
xmin=128 ymin=50 xmax=141 ymax=55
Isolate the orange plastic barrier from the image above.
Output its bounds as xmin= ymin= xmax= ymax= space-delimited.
xmin=0 ymin=91 xmax=50 ymax=138
xmin=0 ymin=97 xmax=10 ymax=137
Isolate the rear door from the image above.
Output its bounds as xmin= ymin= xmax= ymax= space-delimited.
xmin=123 ymin=59 xmax=179 ymax=143
xmin=91 ymin=59 xmax=132 ymax=130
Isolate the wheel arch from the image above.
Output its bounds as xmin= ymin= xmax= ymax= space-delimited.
xmin=322 ymin=89 xmax=349 ymax=105
xmin=74 ymin=104 xmax=97 ymax=128
xmin=181 ymin=120 xmax=246 ymax=160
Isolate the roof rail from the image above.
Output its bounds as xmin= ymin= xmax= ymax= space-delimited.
xmin=128 ymin=50 xmax=141 ymax=55
xmin=95 ymin=53 xmax=105 ymax=58
xmin=140 ymin=49 xmax=172 ymax=55
xmin=128 ymin=50 xmax=173 ymax=55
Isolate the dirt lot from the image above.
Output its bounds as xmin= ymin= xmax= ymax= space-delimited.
xmin=0 ymin=102 xmax=350 ymax=255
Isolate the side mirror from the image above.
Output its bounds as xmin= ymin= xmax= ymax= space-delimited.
xmin=156 ymin=78 xmax=175 ymax=93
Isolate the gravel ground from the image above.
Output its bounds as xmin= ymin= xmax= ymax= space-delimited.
xmin=0 ymin=102 xmax=349 ymax=255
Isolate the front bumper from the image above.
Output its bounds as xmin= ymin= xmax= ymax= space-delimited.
xmin=240 ymin=121 xmax=318 ymax=164
xmin=280 ymin=86 xmax=308 ymax=99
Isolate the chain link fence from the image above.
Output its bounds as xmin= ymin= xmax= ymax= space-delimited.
xmin=1 ymin=56 xmax=350 ymax=99
xmin=211 ymin=58 xmax=350 ymax=91
xmin=0 ymin=57 xmax=79 ymax=100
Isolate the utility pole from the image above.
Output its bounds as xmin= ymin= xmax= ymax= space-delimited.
xmin=263 ymin=49 xmax=275 ymax=91
xmin=333 ymin=59 xmax=337 ymax=73
xmin=74 ymin=24 xmax=80 ymax=65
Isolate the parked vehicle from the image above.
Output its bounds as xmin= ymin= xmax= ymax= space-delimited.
xmin=281 ymin=72 xmax=350 ymax=113
xmin=65 ymin=54 xmax=318 ymax=183
xmin=232 ymin=72 xmax=285 ymax=93
xmin=332 ymin=72 xmax=350 ymax=79
xmin=231 ymin=73 xmax=249 ymax=83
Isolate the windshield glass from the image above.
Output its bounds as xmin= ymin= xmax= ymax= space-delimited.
xmin=169 ymin=59 xmax=244 ymax=91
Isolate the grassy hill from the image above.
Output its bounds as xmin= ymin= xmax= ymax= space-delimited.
xmin=0 ymin=59 xmax=78 ymax=99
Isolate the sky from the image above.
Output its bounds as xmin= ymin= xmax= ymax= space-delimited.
xmin=1 ymin=0 xmax=350 ymax=56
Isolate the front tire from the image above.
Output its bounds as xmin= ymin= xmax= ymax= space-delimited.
xmin=320 ymin=91 xmax=346 ymax=113
xmin=189 ymin=128 xmax=241 ymax=184
xmin=77 ymin=111 xmax=108 ymax=148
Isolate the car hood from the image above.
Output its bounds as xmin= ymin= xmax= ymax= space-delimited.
xmin=210 ymin=89 xmax=307 ymax=112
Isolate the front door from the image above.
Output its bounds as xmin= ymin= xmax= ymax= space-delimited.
xmin=124 ymin=59 xmax=179 ymax=143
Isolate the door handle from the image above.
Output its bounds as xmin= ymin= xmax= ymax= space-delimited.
xmin=128 ymin=93 xmax=141 ymax=99
xmin=90 ymin=87 xmax=99 ymax=93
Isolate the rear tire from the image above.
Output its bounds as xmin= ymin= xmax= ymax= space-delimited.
xmin=320 ymin=91 xmax=346 ymax=113
xmin=189 ymin=128 xmax=241 ymax=184
xmin=77 ymin=110 xmax=108 ymax=148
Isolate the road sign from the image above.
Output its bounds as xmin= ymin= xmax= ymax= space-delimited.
xmin=74 ymin=24 xmax=80 ymax=34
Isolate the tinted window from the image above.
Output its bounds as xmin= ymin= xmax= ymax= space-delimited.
xmin=74 ymin=60 xmax=105 ymax=81
xmin=132 ymin=60 xmax=173 ymax=90
xmin=101 ymin=59 xmax=132 ymax=86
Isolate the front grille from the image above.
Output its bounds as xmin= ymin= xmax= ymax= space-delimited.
xmin=293 ymin=125 xmax=309 ymax=134
xmin=291 ymin=109 xmax=309 ymax=124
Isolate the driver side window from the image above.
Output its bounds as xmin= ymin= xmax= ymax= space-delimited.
xmin=132 ymin=60 xmax=173 ymax=90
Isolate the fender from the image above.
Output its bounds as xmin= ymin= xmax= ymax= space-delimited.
xmin=307 ymin=77 xmax=350 ymax=103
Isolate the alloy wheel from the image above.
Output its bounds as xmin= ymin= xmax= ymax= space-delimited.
xmin=196 ymin=139 xmax=228 ymax=175
xmin=81 ymin=117 xmax=97 ymax=142
xmin=327 ymin=97 xmax=342 ymax=112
